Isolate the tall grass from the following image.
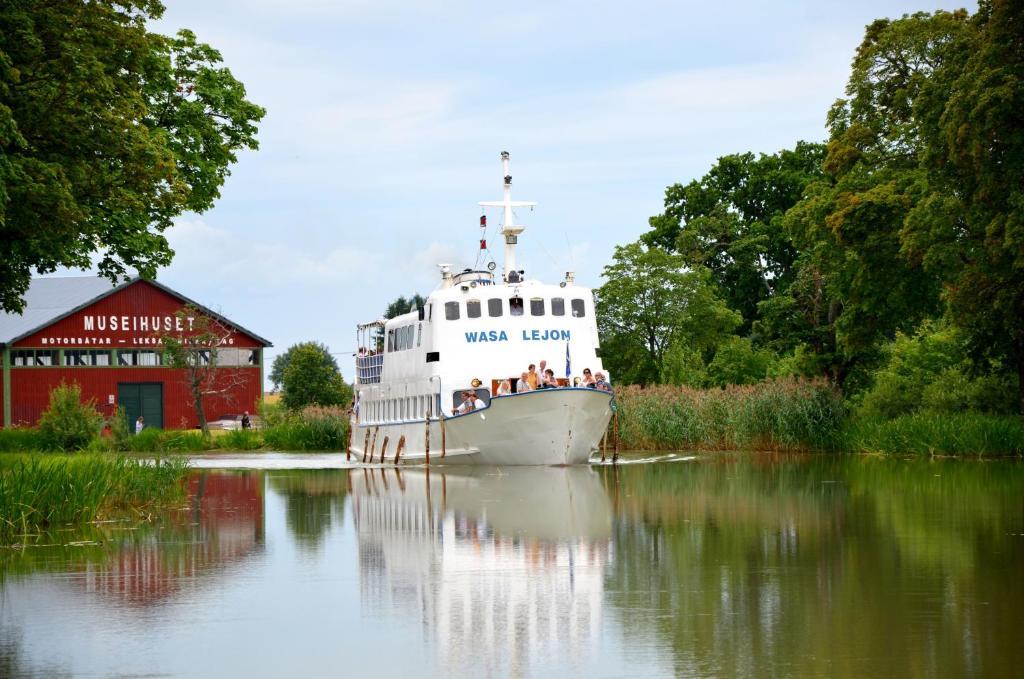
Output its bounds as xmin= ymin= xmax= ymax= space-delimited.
xmin=261 ymin=405 xmax=348 ymax=451
xmin=840 ymin=412 xmax=1024 ymax=457
xmin=613 ymin=378 xmax=846 ymax=452
xmin=0 ymin=455 xmax=188 ymax=543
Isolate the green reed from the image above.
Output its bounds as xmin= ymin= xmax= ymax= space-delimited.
xmin=261 ymin=406 xmax=348 ymax=451
xmin=840 ymin=412 xmax=1024 ymax=457
xmin=0 ymin=454 xmax=188 ymax=543
xmin=613 ymin=378 xmax=846 ymax=452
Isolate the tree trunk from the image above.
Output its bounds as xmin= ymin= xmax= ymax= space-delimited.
xmin=192 ymin=378 xmax=209 ymax=436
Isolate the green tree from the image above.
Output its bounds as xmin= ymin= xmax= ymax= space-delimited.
xmin=643 ymin=142 xmax=825 ymax=334
xmin=596 ymin=241 xmax=740 ymax=385
xmin=902 ymin=0 xmax=1024 ymax=413
xmin=270 ymin=342 xmax=338 ymax=391
xmin=383 ymin=294 xmax=426 ymax=320
xmin=0 ymin=1 xmax=265 ymax=312
xmin=281 ymin=343 xmax=351 ymax=410
xmin=780 ymin=11 xmax=963 ymax=384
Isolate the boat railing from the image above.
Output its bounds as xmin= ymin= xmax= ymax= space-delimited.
xmin=356 ymin=353 xmax=383 ymax=384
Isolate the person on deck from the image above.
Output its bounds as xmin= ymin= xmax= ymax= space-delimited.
xmin=497 ymin=379 xmax=512 ymax=396
xmin=455 ymin=390 xmax=486 ymax=414
xmin=594 ymin=372 xmax=611 ymax=392
xmin=581 ymin=368 xmax=596 ymax=387
xmin=539 ymin=368 xmax=558 ymax=389
xmin=516 ymin=372 xmax=532 ymax=393
xmin=526 ymin=364 xmax=539 ymax=390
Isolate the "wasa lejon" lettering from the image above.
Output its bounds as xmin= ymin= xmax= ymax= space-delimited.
xmin=463 ymin=329 xmax=571 ymax=343
xmin=83 ymin=315 xmax=195 ymax=332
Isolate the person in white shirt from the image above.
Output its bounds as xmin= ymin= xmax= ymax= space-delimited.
xmin=455 ymin=390 xmax=487 ymax=414
xmin=496 ymin=379 xmax=512 ymax=396
xmin=516 ymin=371 xmax=532 ymax=393
xmin=135 ymin=416 xmax=144 ymax=434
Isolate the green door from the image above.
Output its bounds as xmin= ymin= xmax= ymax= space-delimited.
xmin=118 ymin=382 xmax=164 ymax=431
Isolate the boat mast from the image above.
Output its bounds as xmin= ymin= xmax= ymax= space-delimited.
xmin=479 ymin=151 xmax=536 ymax=282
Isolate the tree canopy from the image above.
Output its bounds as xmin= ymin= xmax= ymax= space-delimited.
xmin=596 ymin=241 xmax=739 ymax=385
xmin=280 ymin=343 xmax=351 ymax=410
xmin=0 ymin=0 xmax=264 ymax=312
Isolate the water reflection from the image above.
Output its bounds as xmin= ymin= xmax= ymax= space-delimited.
xmin=0 ymin=455 xmax=1022 ymax=678
xmin=350 ymin=467 xmax=612 ymax=675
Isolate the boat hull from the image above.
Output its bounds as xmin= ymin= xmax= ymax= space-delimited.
xmin=351 ymin=388 xmax=614 ymax=466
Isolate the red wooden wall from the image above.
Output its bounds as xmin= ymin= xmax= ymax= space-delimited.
xmin=5 ymin=279 xmax=268 ymax=429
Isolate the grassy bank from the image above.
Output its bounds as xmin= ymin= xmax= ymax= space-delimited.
xmin=0 ymin=405 xmax=350 ymax=454
xmin=612 ymin=379 xmax=846 ymax=452
xmin=610 ymin=379 xmax=1023 ymax=456
xmin=0 ymin=455 xmax=188 ymax=543
xmin=839 ymin=413 xmax=1024 ymax=457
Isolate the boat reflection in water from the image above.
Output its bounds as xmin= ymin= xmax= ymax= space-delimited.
xmin=349 ymin=466 xmax=612 ymax=674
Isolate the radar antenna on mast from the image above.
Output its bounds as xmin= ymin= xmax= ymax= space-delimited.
xmin=478 ymin=151 xmax=536 ymax=281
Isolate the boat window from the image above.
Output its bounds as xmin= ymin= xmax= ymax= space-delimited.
xmin=417 ymin=323 xmax=422 ymax=347
xmin=445 ymin=301 xmax=460 ymax=320
xmin=530 ymin=298 xmax=544 ymax=316
xmin=488 ymin=298 xmax=503 ymax=317
xmin=551 ymin=297 xmax=565 ymax=316
xmin=571 ymin=298 xmax=586 ymax=317
xmin=428 ymin=303 xmax=432 ymax=322
xmin=467 ymin=300 xmax=481 ymax=318
xmin=509 ymin=297 xmax=524 ymax=316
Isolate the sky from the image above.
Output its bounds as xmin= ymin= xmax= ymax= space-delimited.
xmin=120 ymin=0 xmax=970 ymax=385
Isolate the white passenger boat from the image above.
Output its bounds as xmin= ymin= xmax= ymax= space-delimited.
xmin=351 ymin=152 xmax=613 ymax=465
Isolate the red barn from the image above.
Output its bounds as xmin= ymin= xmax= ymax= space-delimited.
xmin=0 ymin=276 xmax=271 ymax=429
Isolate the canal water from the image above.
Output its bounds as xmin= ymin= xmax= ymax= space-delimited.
xmin=1 ymin=453 xmax=1022 ymax=678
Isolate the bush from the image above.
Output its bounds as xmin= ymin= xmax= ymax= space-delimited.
xmin=0 ymin=427 xmax=49 ymax=452
xmin=262 ymin=405 xmax=349 ymax=451
xmin=219 ymin=429 xmax=262 ymax=450
xmin=37 ymin=383 xmax=104 ymax=451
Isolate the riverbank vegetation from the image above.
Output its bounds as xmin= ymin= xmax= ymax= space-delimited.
xmin=599 ymin=3 xmax=1023 ymax=455
xmin=0 ymin=455 xmax=188 ymax=543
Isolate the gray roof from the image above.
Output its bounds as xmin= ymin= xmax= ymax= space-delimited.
xmin=0 ymin=276 xmax=272 ymax=347
xmin=0 ymin=276 xmax=118 ymax=345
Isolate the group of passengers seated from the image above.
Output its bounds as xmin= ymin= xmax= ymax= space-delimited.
xmin=580 ymin=367 xmax=611 ymax=391
xmin=502 ymin=360 xmax=612 ymax=394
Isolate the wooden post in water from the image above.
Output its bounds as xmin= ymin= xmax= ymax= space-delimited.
xmin=612 ymin=411 xmax=620 ymax=464
xmin=380 ymin=436 xmax=389 ymax=464
xmin=600 ymin=430 xmax=607 ymax=463
xmin=394 ymin=435 xmax=406 ymax=465
xmin=362 ymin=430 xmax=371 ymax=463
xmin=440 ymin=412 xmax=447 ymax=459
xmin=346 ymin=420 xmax=353 ymax=461
xmin=369 ymin=426 xmax=379 ymax=462
xmin=424 ymin=412 xmax=431 ymax=463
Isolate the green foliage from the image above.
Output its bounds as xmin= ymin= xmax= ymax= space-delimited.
xmin=105 ymin=406 xmax=133 ymax=453
xmin=383 ymin=294 xmax=426 ymax=320
xmin=270 ymin=341 xmax=340 ymax=391
xmin=644 ymin=142 xmax=825 ymax=333
xmin=261 ymin=406 xmax=349 ymax=451
xmin=597 ymin=241 xmax=740 ymax=385
xmin=613 ymin=379 xmax=845 ymax=452
xmin=0 ymin=455 xmax=188 ymax=542
xmin=36 ymin=383 xmax=104 ymax=451
xmin=858 ymin=322 xmax=1017 ymax=417
xmin=281 ymin=343 xmax=352 ymax=410
xmin=840 ymin=413 xmax=1024 ymax=457
xmin=0 ymin=1 xmax=264 ymax=313
xmin=705 ymin=337 xmax=777 ymax=388
xmin=219 ymin=429 xmax=262 ymax=450
xmin=0 ymin=427 xmax=47 ymax=452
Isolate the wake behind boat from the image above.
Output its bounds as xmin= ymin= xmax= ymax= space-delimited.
xmin=351 ymin=152 xmax=613 ymax=465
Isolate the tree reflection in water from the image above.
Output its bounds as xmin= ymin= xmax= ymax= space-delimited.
xmin=601 ymin=454 xmax=1024 ymax=678
xmin=266 ymin=470 xmax=348 ymax=551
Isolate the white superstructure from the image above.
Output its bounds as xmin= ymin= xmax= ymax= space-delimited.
xmin=352 ymin=152 xmax=613 ymax=465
